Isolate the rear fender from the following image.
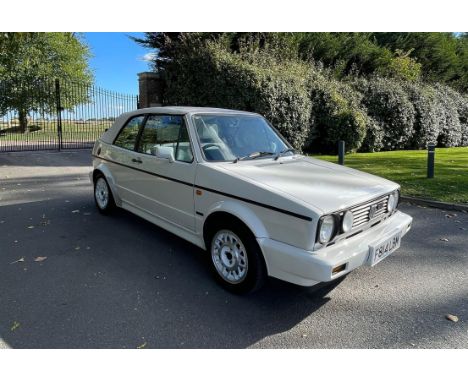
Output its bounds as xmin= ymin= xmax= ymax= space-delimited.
xmin=92 ymin=163 xmax=122 ymax=206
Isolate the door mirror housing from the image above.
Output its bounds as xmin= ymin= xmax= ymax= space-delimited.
xmin=152 ymin=146 xmax=175 ymax=163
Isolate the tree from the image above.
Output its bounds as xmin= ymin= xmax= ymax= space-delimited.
xmin=376 ymin=49 xmax=422 ymax=81
xmin=134 ymin=32 xmax=413 ymax=80
xmin=373 ymin=32 xmax=466 ymax=90
xmin=136 ymin=32 xmax=468 ymax=92
xmin=0 ymin=32 xmax=92 ymax=132
xmin=455 ymin=33 xmax=468 ymax=92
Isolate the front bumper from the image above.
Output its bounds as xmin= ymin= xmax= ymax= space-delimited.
xmin=258 ymin=210 xmax=413 ymax=287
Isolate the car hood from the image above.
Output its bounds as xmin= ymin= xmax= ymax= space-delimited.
xmin=216 ymin=156 xmax=398 ymax=214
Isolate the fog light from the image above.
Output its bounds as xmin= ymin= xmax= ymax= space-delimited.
xmin=332 ymin=263 xmax=347 ymax=275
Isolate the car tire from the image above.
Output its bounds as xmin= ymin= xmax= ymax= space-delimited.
xmin=93 ymin=174 xmax=115 ymax=214
xmin=207 ymin=220 xmax=267 ymax=294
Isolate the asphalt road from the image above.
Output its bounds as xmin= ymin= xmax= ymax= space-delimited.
xmin=0 ymin=150 xmax=467 ymax=348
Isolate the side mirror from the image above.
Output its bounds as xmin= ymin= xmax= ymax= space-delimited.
xmin=152 ymin=146 xmax=175 ymax=163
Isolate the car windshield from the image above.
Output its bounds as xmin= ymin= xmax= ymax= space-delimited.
xmin=193 ymin=114 xmax=291 ymax=162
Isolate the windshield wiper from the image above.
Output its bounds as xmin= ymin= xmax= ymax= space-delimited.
xmin=234 ymin=151 xmax=275 ymax=163
xmin=274 ymin=148 xmax=296 ymax=160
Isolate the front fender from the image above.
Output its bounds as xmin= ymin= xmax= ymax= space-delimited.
xmin=204 ymin=200 xmax=269 ymax=239
xmin=92 ymin=163 xmax=122 ymax=206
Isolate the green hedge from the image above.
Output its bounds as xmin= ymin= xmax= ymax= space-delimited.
xmin=403 ymin=82 xmax=439 ymax=149
xmin=161 ymin=38 xmax=468 ymax=154
xmin=460 ymin=96 xmax=468 ymax=146
xmin=164 ymin=40 xmax=312 ymax=149
xmin=359 ymin=116 xmax=385 ymax=152
xmin=353 ymin=79 xmax=468 ymax=152
xmin=307 ymin=77 xmax=368 ymax=153
xmin=434 ymin=84 xmax=463 ymax=147
xmin=353 ymin=77 xmax=416 ymax=150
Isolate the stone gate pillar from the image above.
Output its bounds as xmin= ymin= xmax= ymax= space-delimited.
xmin=138 ymin=72 xmax=163 ymax=108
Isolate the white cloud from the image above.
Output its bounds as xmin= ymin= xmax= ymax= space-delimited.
xmin=140 ymin=52 xmax=157 ymax=62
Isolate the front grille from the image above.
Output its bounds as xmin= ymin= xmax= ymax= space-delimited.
xmin=350 ymin=194 xmax=389 ymax=229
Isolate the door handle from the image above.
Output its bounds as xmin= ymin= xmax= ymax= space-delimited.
xmin=132 ymin=158 xmax=143 ymax=164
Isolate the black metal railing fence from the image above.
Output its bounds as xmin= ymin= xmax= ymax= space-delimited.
xmin=0 ymin=79 xmax=137 ymax=152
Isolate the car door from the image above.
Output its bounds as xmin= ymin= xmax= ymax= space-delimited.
xmin=130 ymin=114 xmax=196 ymax=231
xmin=108 ymin=114 xmax=147 ymax=206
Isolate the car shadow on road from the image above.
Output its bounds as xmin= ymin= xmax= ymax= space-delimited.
xmin=85 ymin=208 xmax=342 ymax=348
xmin=0 ymin=198 xmax=341 ymax=348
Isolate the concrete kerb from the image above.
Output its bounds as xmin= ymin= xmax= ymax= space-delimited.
xmin=400 ymin=196 xmax=468 ymax=213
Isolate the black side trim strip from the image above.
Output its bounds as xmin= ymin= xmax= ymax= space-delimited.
xmin=195 ymin=185 xmax=312 ymax=221
xmin=93 ymin=155 xmax=312 ymax=222
xmin=196 ymin=211 xmax=204 ymax=216
xmin=93 ymin=155 xmax=193 ymax=187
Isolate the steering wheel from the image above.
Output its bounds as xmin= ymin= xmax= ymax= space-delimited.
xmin=201 ymin=142 xmax=231 ymax=161
xmin=202 ymin=143 xmax=224 ymax=151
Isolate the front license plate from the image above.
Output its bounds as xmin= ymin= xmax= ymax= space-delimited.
xmin=368 ymin=231 xmax=402 ymax=266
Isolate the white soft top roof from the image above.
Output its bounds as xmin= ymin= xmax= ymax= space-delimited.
xmin=100 ymin=106 xmax=258 ymax=144
xmin=127 ymin=106 xmax=258 ymax=116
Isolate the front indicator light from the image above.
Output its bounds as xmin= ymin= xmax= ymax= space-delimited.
xmin=332 ymin=263 xmax=347 ymax=275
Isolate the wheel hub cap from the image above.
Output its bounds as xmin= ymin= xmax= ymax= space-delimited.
xmin=95 ymin=178 xmax=109 ymax=209
xmin=220 ymin=245 xmax=239 ymax=270
xmin=211 ymin=230 xmax=248 ymax=284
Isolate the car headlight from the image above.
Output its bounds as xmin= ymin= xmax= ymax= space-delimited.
xmin=387 ymin=192 xmax=398 ymax=213
xmin=319 ymin=215 xmax=336 ymax=244
xmin=342 ymin=210 xmax=354 ymax=233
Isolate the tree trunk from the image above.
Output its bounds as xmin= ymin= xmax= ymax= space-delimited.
xmin=18 ymin=109 xmax=28 ymax=133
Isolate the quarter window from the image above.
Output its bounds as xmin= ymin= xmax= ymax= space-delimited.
xmin=137 ymin=115 xmax=193 ymax=163
xmin=114 ymin=116 xmax=145 ymax=150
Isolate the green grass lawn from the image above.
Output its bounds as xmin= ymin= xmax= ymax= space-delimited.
xmin=0 ymin=121 xmax=112 ymax=142
xmin=312 ymin=147 xmax=468 ymax=204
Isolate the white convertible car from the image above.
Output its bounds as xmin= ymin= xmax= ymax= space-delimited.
xmin=91 ymin=107 xmax=413 ymax=293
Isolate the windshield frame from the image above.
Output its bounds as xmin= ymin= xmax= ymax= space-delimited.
xmin=191 ymin=112 xmax=293 ymax=163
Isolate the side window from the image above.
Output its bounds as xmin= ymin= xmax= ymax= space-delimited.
xmin=113 ymin=116 xmax=145 ymax=151
xmin=137 ymin=115 xmax=193 ymax=163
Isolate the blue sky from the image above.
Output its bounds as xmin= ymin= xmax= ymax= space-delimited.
xmin=82 ymin=32 xmax=153 ymax=95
